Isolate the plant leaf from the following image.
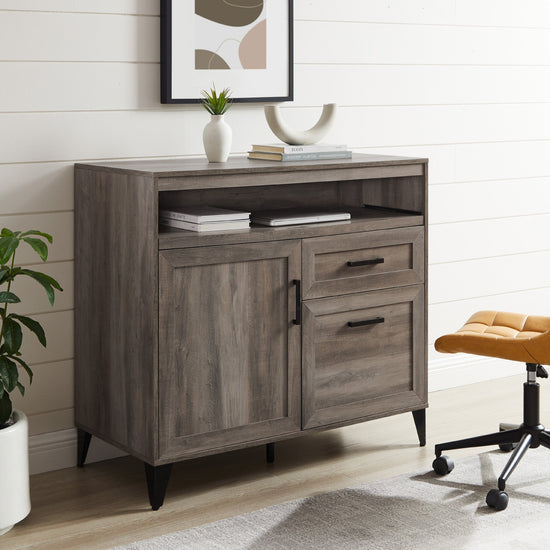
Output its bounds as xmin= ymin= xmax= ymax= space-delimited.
xmin=200 ymin=85 xmax=232 ymax=115
xmin=0 ymin=291 xmax=20 ymax=304
xmin=0 ymin=356 xmax=19 ymax=392
xmin=19 ymin=230 xmax=53 ymax=244
xmin=11 ymin=355 xmax=33 ymax=383
xmin=16 ymin=382 xmax=25 ymax=396
xmin=0 ymin=236 xmax=19 ymax=265
xmin=0 ymin=392 xmax=12 ymax=425
xmin=10 ymin=313 xmax=46 ymax=347
xmin=23 ymin=237 xmax=48 ymax=262
xmin=20 ymin=269 xmax=63 ymax=291
xmin=1 ymin=266 xmax=20 ymax=286
xmin=0 ymin=228 xmax=15 ymax=238
xmin=19 ymin=269 xmax=63 ymax=305
xmin=2 ymin=317 xmax=23 ymax=354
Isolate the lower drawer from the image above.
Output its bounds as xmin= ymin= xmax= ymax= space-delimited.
xmin=302 ymin=285 xmax=426 ymax=429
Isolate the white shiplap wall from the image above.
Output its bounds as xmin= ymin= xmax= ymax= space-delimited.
xmin=1 ymin=0 xmax=550 ymax=472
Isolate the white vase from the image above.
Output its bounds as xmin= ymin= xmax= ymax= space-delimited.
xmin=203 ymin=114 xmax=232 ymax=162
xmin=0 ymin=410 xmax=31 ymax=536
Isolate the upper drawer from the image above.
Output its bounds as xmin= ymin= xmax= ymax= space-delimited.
xmin=302 ymin=226 xmax=424 ymax=299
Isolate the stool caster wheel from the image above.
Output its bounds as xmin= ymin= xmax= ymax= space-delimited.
xmin=432 ymin=455 xmax=454 ymax=476
xmin=486 ymin=489 xmax=508 ymax=511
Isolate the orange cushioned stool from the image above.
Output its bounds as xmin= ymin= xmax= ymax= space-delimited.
xmin=432 ymin=311 xmax=550 ymax=511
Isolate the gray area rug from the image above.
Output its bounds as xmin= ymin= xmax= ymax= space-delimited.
xmin=112 ymin=449 xmax=550 ymax=549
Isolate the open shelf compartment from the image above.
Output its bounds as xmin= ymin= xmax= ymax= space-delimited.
xmin=158 ymin=176 xmax=425 ymax=249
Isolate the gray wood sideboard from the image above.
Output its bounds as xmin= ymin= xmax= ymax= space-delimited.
xmin=74 ymin=153 xmax=428 ymax=510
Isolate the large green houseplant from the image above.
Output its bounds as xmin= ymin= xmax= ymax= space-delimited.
xmin=0 ymin=228 xmax=63 ymax=426
xmin=0 ymin=228 xmax=62 ymax=535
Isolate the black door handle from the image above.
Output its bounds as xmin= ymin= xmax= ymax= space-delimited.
xmin=347 ymin=317 xmax=385 ymax=328
xmin=347 ymin=258 xmax=384 ymax=267
xmin=293 ymin=279 xmax=301 ymax=325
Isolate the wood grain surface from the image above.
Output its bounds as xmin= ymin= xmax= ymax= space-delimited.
xmin=74 ymin=154 xmax=427 ymax=474
xmin=74 ymin=167 xmax=159 ymax=462
xmin=158 ymin=241 xmax=301 ymax=461
xmin=302 ymin=226 xmax=424 ymax=299
xmin=302 ymin=286 xmax=426 ymax=429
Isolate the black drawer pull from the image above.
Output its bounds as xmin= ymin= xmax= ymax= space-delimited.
xmin=347 ymin=317 xmax=385 ymax=328
xmin=347 ymin=258 xmax=384 ymax=267
xmin=293 ymin=279 xmax=301 ymax=325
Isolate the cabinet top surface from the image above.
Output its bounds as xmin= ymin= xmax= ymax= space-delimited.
xmin=75 ymin=153 xmax=428 ymax=179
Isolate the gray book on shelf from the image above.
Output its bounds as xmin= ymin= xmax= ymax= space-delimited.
xmin=251 ymin=208 xmax=351 ymax=227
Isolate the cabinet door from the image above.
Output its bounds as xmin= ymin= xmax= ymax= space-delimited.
xmin=302 ymin=285 xmax=426 ymax=429
xmin=158 ymin=240 xmax=301 ymax=460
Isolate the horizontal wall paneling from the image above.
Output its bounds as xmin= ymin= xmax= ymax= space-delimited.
xmin=296 ymin=0 xmax=550 ymax=29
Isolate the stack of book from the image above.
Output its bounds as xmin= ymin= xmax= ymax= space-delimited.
xmin=159 ymin=206 xmax=251 ymax=232
xmin=248 ymin=143 xmax=351 ymax=162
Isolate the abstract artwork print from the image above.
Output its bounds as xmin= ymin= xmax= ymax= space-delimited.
xmin=195 ymin=0 xmax=266 ymax=70
xmin=161 ymin=0 xmax=292 ymax=102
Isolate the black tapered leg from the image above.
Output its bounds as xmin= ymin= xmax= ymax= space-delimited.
xmin=77 ymin=429 xmax=92 ymax=467
xmin=266 ymin=443 xmax=275 ymax=463
xmin=412 ymin=409 xmax=426 ymax=447
xmin=144 ymin=463 xmax=173 ymax=511
xmin=498 ymin=433 xmax=532 ymax=491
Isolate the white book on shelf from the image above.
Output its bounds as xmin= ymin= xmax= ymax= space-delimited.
xmin=159 ymin=216 xmax=250 ymax=232
xmin=159 ymin=205 xmax=251 ymax=223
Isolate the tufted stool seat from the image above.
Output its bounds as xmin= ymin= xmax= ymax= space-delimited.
xmin=432 ymin=310 xmax=550 ymax=511
xmin=435 ymin=310 xmax=550 ymax=364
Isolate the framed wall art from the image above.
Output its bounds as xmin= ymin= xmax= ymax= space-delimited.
xmin=161 ymin=0 xmax=294 ymax=104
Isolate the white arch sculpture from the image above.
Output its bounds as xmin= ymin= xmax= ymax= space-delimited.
xmin=264 ymin=103 xmax=337 ymax=145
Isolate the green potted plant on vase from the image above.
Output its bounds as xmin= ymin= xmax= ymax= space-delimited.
xmin=0 ymin=228 xmax=63 ymax=536
xmin=201 ymin=85 xmax=233 ymax=162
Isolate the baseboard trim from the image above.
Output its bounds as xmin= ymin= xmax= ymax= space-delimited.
xmin=29 ymin=428 xmax=127 ymax=475
xmin=429 ymin=355 xmax=522 ymax=392
xmin=28 ymin=356 xmax=523 ymax=475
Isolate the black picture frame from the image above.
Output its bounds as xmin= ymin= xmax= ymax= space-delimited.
xmin=161 ymin=0 xmax=294 ymax=104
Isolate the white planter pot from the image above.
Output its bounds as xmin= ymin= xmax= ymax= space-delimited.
xmin=203 ymin=114 xmax=232 ymax=162
xmin=0 ymin=410 xmax=31 ymax=536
